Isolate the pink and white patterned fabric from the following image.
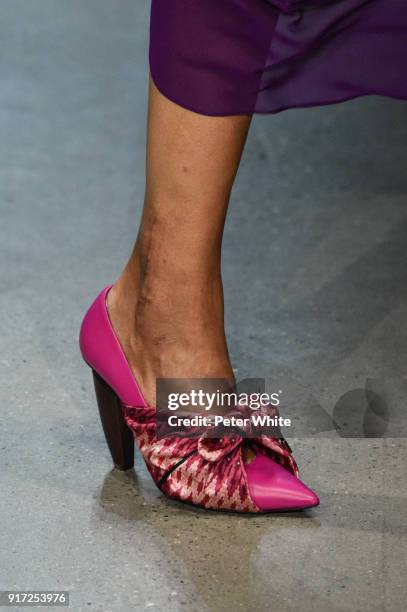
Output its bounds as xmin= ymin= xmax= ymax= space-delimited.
xmin=122 ymin=403 xmax=298 ymax=513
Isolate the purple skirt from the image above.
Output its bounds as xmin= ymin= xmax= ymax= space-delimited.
xmin=149 ymin=0 xmax=407 ymax=116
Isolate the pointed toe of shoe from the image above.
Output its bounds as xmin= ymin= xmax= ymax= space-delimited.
xmin=245 ymin=454 xmax=319 ymax=512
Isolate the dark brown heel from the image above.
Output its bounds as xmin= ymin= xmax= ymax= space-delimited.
xmin=92 ymin=370 xmax=135 ymax=470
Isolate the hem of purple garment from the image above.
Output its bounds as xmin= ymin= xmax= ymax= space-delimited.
xmin=150 ymin=67 xmax=407 ymax=117
xmin=149 ymin=70 xmax=253 ymax=117
xmin=149 ymin=0 xmax=407 ymax=118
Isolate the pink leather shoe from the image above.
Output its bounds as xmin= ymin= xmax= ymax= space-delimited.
xmin=80 ymin=286 xmax=319 ymax=512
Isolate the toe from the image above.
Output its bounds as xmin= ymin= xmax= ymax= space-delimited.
xmin=245 ymin=453 xmax=319 ymax=511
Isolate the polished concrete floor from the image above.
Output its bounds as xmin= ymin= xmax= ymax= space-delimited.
xmin=1 ymin=1 xmax=407 ymax=611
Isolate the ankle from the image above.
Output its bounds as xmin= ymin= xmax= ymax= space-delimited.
xmin=109 ymin=259 xmax=225 ymax=344
xmin=107 ymin=270 xmax=233 ymax=406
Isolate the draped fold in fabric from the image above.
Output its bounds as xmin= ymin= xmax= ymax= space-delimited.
xmin=149 ymin=0 xmax=407 ymax=116
xmin=267 ymin=0 xmax=320 ymax=11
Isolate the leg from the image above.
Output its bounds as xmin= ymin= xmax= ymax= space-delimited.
xmin=107 ymin=77 xmax=252 ymax=406
xmin=84 ymin=76 xmax=319 ymax=511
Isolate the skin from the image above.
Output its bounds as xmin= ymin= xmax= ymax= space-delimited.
xmin=108 ymin=77 xmax=252 ymax=414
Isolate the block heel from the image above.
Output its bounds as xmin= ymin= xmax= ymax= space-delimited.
xmin=92 ymin=370 xmax=135 ymax=470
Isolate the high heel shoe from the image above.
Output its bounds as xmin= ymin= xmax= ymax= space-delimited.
xmin=79 ymin=286 xmax=319 ymax=512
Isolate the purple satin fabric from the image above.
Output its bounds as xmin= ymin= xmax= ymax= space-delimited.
xmin=149 ymin=0 xmax=407 ymax=116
